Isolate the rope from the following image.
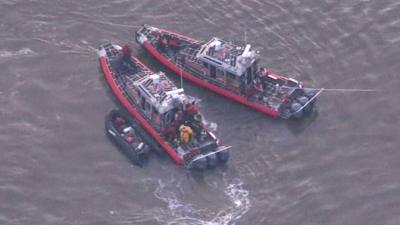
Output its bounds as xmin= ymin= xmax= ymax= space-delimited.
xmin=300 ymin=87 xmax=377 ymax=92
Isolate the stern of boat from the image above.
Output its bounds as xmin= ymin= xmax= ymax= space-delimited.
xmin=182 ymin=131 xmax=231 ymax=170
xmin=279 ymin=86 xmax=324 ymax=119
xmin=135 ymin=24 xmax=157 ymax=45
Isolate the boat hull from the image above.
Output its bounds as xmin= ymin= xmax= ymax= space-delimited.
xmin=99 ymin=54 xmax=183 ymax=165
xmin=99 ymin=43 xmax=231 ymax=168
xmin=135 ymin=25 xmax=322 ymax=119
xmin=141 ymin=41 xmax=280 ymax=119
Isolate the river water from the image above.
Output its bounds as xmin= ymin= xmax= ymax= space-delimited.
xmin=1 ymin=0 xmax=399 ymax=224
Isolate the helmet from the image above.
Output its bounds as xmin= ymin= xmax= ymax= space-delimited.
xmin=114 ymin=117 xmax=125 ymax=126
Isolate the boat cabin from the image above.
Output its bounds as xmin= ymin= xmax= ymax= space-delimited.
xmin=125 ymin=72 xmax=195 ymax=130
xmin=194 ymin=38 xmax=260 ymax=91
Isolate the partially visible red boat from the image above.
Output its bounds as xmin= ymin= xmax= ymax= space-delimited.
xmin=135 ymin=25 xmax=323 ymax=119
xmin=98 ymin=42 xmax=230 ymax=169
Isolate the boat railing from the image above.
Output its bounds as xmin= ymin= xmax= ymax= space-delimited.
xmin=158 ymin=28 xmax=202 ymax=45
xmin=176 ymin=60 xmax=232 ymax=91
xmin=124 ymin=90 xmax=162 ymax=132
xmin=182 ymin=47 xmax=200 ymax=60
xmin=184 ymin=145 xmax=232 ymax=169
xmin=110 ymin=61 xmax=163 ymax=132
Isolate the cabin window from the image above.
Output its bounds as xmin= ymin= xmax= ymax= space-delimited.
xmin=135 ymin=90 xmax=142 ymax=102
xmin=152 ymin=108 xmax=160 ymax=124
xmin=216 ymin=68 xmax=224 ymax=79
xmin=203 ymin=61 xmax=208 ymax=67
xmin=209 ymin=65 xmax=216 ymax=78
xmin=152 ymin=108 xmax=159 ymax=116
xmin=163 ymin=111 xmax=174 ymax=126
xmin=145 ymin=101 xmax=151 ymax=112
xmin=240 ymin=73 xmax=246 ymax=86
xmin=226 ymin=72 xmax=236 ymax=81
xmin=225 ymin=72 xmax=241 ymax=90
xmin=246 ymin=67 xmax=252 ymax=85
xmin=141 ymin=97 xmax=146 ymax=109
xmin=252 ymin=60 xmax=258 ymax=73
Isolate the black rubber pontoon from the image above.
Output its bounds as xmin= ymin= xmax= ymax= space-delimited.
xmin=105 ymin=109 xmax=151 ymax=166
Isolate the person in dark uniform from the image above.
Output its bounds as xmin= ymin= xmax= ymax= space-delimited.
xmin=157 ymin=34 xmax=169 ymax=52
xmin=240 ymin=74 xmax=246 ymax=95
xmin=122 ymin=44 xmax=132 ymax=61
xmin=259 ymin=68 xmax=269 ymax=93
xmin=120 ymin=44 xmax=136 ymax=71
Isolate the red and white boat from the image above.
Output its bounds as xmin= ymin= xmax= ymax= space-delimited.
xmin=135 ymin=25 xmax=323 ymax=119
xmin=98 ymin=42 xmax=230 ymax=169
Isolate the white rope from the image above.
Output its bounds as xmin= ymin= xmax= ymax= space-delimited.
xmin=301 ymin=87 xmax=377 ymax=92
xmin=180 ymin=68 xmax=184 ymax=90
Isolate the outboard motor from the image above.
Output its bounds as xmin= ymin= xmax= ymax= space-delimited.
xmin=291 ymin=102 xmax=303 ymax=119
xmin=135 ymin=142 xmax=150 ymax=155
xmin=206 ymin=153 xmax=218 ymax=168
xmin=297 ymin=96 xmax=312 ymax=114
xmin=296 ymin=96 xmax=310 ymax=112
xmin=304 ymin=89 xmax=318 ymax=99
xmin=297 ymin=96 xmax=309 ymax=105
xmin=217 ymin=149 xmax=230 ymax=163
xmin=191 ymin=155 xmax=207 ymax=170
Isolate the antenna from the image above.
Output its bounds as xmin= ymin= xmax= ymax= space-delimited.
xmin=244 ymin=26 xmax=247 ymax=44
xmin=172 ymin=0 xmax=184 ymax=92
xmin=180 ymin=67 xmax=184 ymax=90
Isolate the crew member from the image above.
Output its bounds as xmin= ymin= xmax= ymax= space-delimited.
xmin=183 ymin=101 xmax=198 ymax=122
xmin=161 ymin=36 xmax=169 ymax=47
xmin=191 ymin=113 xmax=204 ymax=135
xmin=122 ymin=44 xmax=132 ymax=62
xmin=179 ymin=124 xmax=193 ymax=144
xmin=120 ymin=44 xmax=136 ymax=71
xmin=114 ymin=117 xmax=125 ymax=127
xmin=158 ymin=34 xmax=169 ymax=51
xmin=169 ymin=38 xmax=179 ymax=50
xmin=256 ymin=68 xmax=267 ymax=91
xmin=174 ymin=110 xmax=184 ymax=124
xmin=162 ymin=125 xmax=177 ymax=143
xmin=125 ymin=133 xmax=135 ymax=144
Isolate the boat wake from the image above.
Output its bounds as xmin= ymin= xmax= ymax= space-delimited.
xmin=153 ymin=177 xmax=250 ymax=225
xmin=0 ymin=48 xmax=36 ymax=58
xmin=33 ymin=38 xmax=98 ymax=56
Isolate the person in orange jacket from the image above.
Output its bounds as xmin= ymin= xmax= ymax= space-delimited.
xmin=179 ymin=124 xmax=193 ymax=144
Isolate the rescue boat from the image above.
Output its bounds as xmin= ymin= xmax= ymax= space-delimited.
xmin=99 ymin=42 xmax=230 ymax=169
xmin=135 ymin=25 xmax=323 ymax=119
xmin=105 ymin=109 xmax=150 ymax=167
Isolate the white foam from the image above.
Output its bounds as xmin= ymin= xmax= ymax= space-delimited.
xmin=0 ymin=48 xmax=36 ymax=58
xmin=153 ymin=178 xmax=251 ymax=225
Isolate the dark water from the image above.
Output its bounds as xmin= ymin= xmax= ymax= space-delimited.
xmin=1 ymin=0 xmax=399 ymax=224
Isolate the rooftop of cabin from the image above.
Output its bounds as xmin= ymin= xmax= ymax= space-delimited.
xmin=196 ymin=37 xmax=259 ymax=76
xmin=130 ymin=72 xmax=187 ymax=113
